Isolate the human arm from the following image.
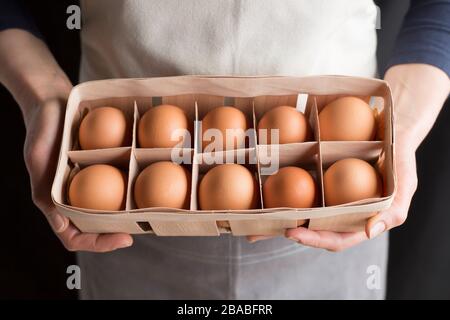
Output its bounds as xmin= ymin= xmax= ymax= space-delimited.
xmin=250 ymin=0 xmax=450 ymax=249
xmin=0 ymin=28 xmax=133 ymax=252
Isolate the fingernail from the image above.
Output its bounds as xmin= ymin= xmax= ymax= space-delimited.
xmin=51 ymin=214 xmax=65 ymax=233
xmin=248 ymin=239 xmax=257 ymax=243
xmin=287 ymin=237 xmax=298 ymax=242
xmin=369 ymin=221 xmax=386 ymax=239
xmin=118 ymin=238 xmax=133 ymax=249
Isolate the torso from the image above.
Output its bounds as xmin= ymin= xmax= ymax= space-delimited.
xmin=77 ymin=0 xmax=386 ymax=300
xmin=80 ymin=0 xmax=378 ymax=80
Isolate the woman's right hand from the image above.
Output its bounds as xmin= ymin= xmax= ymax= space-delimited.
xmin=23 ymin=95 xmax=133 ymax=252
xmin=1 ymin=29 xmax=133 ymax=252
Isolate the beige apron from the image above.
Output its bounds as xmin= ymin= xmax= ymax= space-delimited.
xmin=77 ymin=0 xmax=387 ymax=299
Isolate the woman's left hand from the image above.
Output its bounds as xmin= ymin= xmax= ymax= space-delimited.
xmin=248 ymin=64 xmax=449 ymax=251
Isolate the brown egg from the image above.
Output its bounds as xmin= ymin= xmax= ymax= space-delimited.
xmin=263 ymin=166 xmax=316 ymax=208
xmin=79 ymin=107 xmax=129 ymax=150
xmin=202 ymin=106 xmax=248 ymax=151
xmin=319 ymin=97 xmax=376 ymax=141
xmin=257 ymin=106 xmax=310 ymax=144
xmin=138 ymin=104 xmax=190 ymax=148
xmin=199 ymin=164 xmax=258 ymax=210
xmin=134 ymin=161 xmax=191 ymax=209
xmin=324 ymin=158 xmax=382 ymax=206
xmin=68 ymin=164 xmax=126 ymax=211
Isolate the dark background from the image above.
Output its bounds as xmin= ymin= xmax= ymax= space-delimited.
xmin=0 ymin=0 xmax=449 ymax=299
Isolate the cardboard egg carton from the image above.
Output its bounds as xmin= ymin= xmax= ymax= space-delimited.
xmin=51 ymin=76 xmax=396 ymax=236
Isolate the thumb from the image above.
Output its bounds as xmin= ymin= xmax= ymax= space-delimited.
xmin=46 ymin=208 xmax=70 ymax=234
xmin=366 ymin=156 xmax=418 ymax=238
xmin=38 ymin=202 xmax=70 ymax=234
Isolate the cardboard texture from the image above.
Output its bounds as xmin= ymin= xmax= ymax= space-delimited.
xmin=51 ymin=75 xmax=396 ymax=236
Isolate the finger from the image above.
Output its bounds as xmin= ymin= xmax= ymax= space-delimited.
xmin=36 ymin=202 xmax=70 ymax=233
xmin=247 ymin=220 xmax=306 ymax=243
xmin=247 ymin=235 xmax=276 ymax=243
xmin=366 ymin=156 xmax=418 ymax=238
xmin=366 ymin=195 xmax=410 ymax=239
xmin=58 ymin=223 xmax=133 ymax=252
xmin=367 ymin=184 xmax=416 ymax=237
xmin=286 ymin=227 xmax=367 ymax=252
xmin=47 ymin=212 xmax=70 ymax=233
